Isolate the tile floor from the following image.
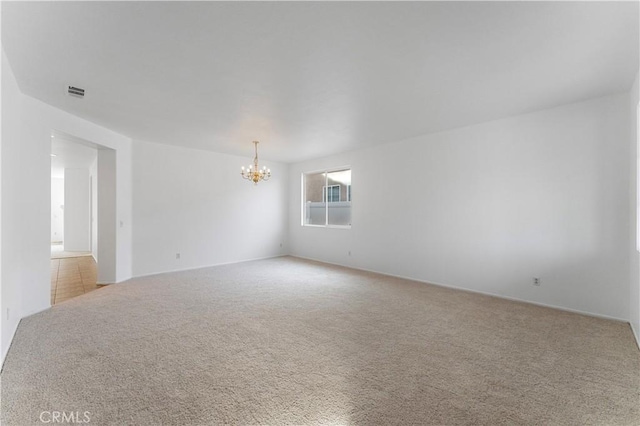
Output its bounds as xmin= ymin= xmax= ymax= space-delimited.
xmin=51 ymin=256 xmax=100 ymax=305
xmin=51 ymin=242 xmax=93 ymax=259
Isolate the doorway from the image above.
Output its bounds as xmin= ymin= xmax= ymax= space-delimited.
xmin=50 ymin=131 xmax=116 ymax=304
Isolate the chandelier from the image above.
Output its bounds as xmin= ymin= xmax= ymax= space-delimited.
xmin=241 ymin=140 xmax=271 ymax=185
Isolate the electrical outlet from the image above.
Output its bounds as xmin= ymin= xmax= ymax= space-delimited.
xmin=533 ymin=277 xmax=541 ymax=286
xmin=176 ymin=253 xmax=181 ymax=260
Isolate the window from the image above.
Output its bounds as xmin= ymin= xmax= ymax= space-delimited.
xmin=323 ymin=185 xmax=340 ymax=202
xmin=303 ymin=168 xmax=351 ymax=227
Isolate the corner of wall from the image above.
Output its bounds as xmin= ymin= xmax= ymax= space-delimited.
xmin=629 ymin=70 xmax=640 ymax=348
xmin=1 ymin=46 xmax=25 ymax=366
xmin=1 ymin=319 xmax=19 ymax=368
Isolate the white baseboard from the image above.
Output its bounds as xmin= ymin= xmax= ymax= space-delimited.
xmin=1 ymin=318 xmax=20 ymax=370
xmin=631 ymin=322 xmax=640 ymax=351
xmin=1 ymin=304 xmax=51 ymax=369
xmin=291 ymin=255 xmax=629 ymax=323
xmin=130 ymin=254 xmax=287 ymax=280
xmin=97 ymin=277 xmax=133 ymax=285
xmin=22 ymin=305 xmax=51 ymax=318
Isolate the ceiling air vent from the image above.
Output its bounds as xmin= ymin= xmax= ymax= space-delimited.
xmin=67 ymin=85 xmax=85 ymax=98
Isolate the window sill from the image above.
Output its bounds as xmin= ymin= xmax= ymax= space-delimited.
xmin=302 ymin=224 xmax=351 ymax=229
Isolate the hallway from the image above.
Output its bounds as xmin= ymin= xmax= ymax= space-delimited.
xmin=50 ymin=256 xmax=100 ymax=305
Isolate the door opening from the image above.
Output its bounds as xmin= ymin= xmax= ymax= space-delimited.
xmin=50 ymin=131 xmax=114 ymax=304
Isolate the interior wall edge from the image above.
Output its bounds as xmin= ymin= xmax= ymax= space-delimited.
xmin=130 ymin=254 xmax=289 ymax=281
xmin=0 ymin=319 xmax=19 ymax=370
xmin=630 ymin=322 xmax=640 ymax=351
xmin=629 ymin=69 xmax=640 ymax=348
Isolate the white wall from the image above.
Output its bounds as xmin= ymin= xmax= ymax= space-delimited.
xmin=0 ymin=37 xmax=3 ymax=369
xmin=0 ymin=27 xmax=3 ymax=368
xmin=97 ymin=148 xmax=116 ymax=284
xmin=132 ymin=140 xmax=288 ymax=277
xmin=90 ymin=158 xmax=98 ymax=260
xmin=629 ymin=71 xmax=639 ymax=346
xmin=290 ymin=93 xmax=631 ymax=321
xmin=51 ymin=177 xmax=64 ymax=243
xmin=63 ymin=168 xmax=90 ymax=251
xmin=20 ymin=94 xmax=132 ymax=286
xmin=1 ymin=47 xmax=133 ymax=364
xmin=1 ymin=49 xmax=23 ymax=363
xmin=114 ymin=140 xmax=132 ymax=283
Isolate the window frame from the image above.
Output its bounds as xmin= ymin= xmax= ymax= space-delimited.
xmin=301 ymin=166 xmax=352 ymax=229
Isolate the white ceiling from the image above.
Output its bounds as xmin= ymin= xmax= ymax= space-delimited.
xmin=3 ymin=2 xmax=638 ymax=164
xmin=51 ymin=133 xmax=97 ymax=179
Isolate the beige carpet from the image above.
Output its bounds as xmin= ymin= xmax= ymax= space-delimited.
xmin=1 ymin=256 xmax=638 ymax=425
